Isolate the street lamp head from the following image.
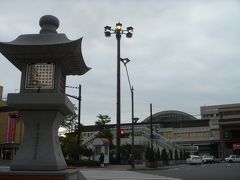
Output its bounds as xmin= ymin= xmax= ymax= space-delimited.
xmin=116 ymin=22 xmax=122 ymax=31
xmin=133 ymin=117 xmax=139 ymax=123
xmin=126 ymin=26 xmax=133 ymax=38
xmin=120 ymin=58 xmax=130 ymax=65
xmin=104 ymin=26 xmax=112 ymax=37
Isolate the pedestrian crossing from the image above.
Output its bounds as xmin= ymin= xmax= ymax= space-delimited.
xmin=80 ymin=170 xmax=181 ymax=180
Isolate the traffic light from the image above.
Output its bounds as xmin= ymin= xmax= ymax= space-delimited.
xmin=120 ymin=129 xmax=125 ymax=138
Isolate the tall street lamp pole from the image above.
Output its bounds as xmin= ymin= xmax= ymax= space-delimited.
xmin=121 ymin=58 xmax=138 ymax=169
xmin=150 ymin=103 xmax=154 ymax=148
xmin=104 ymin=23 xmax=133 ymax=162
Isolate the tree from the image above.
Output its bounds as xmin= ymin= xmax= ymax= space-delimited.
xmin=95 ymin=114 xmax=111 ymax=130
xmin=95 ymin=114 xmax=113 ymax=145
xmin=184 ymin=150 xmax=190 ymax=160
xmin=169 ymin=149 xmax=173 ymax=160
xmin=61 ymin=132 xmax=78 ymax=160
xmin=156 ymin=148 xmax=161 ymax=161
xmin=61 ymin=114 xmax=78 ymax=133
xmin=180 ymin=149 xmax=184 ymax=160
xmin=145 ymin=142 xmax=150 ymax=161
xmin=61 ymin=105 xmax=78 ymax=133
xmin=174 ymin=149 xmax=179 ymax=160
xmin=149 ymin=146 xmax=155 ymax=162
xmin=161 ymin=149 xmax=168 ymax=162
xmin=80 ymin=146 xmax=93 ymax=160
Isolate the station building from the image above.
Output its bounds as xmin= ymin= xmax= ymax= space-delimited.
xmin=201 ymin=104 xmax=240 ymax=158
xmin=82 ymin=104 xmax=240 ymax=159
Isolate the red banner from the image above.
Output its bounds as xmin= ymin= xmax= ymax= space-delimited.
xmin=5 ymin=113 xmax=17 ymax=143
xmin=233 ymin=143 xmax=240 ymax=149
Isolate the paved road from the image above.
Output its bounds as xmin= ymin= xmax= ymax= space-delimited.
xmin=136 ymin=163 xmax=240 ymax=180
xmin=1 ymin=162 xmax=240 ymax=180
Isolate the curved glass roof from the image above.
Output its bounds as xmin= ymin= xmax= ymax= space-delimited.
xmin=142 ymin=110 xmax=197 ymax=123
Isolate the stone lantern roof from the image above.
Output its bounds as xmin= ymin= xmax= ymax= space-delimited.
xmin=0 ymin=15 xmax=90 ymax=75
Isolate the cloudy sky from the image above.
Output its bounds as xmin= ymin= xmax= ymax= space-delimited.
xmin=1 ymin=0 xmax=240 ymax=125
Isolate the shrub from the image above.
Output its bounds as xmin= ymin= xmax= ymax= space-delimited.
xmin=174 ymin=149 xmax=179 ymax=160
xmin=149 ymin=146 xmax=155 ymax=162
xmin=161 ymin=149 xmax=168 ymax=162
xmin=169 ymin=150 xmax=173 ymax=160
xmin=156 ymin=148 xmax=161 ymax=161
xmin=66 ymin=159 xmax=99 ymax=167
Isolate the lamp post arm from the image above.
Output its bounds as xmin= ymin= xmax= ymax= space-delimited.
xmin=123 ymin=64 xmax=133 ymax=92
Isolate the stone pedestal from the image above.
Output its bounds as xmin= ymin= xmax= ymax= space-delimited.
xmin=7 ymin=93 xmax=74 ymax=171
xmin=0 ymin=169 xmax=86 ymax=180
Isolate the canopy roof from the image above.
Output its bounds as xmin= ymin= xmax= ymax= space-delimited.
xmin=143 ymin=110 xmax=198 ymax=123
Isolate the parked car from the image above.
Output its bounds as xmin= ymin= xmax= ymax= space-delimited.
xmin=186 ymin=155 xmax=202 ymax=165
xmin=201 ymin=155 xmax=214 ymax=164
xmin=225 ymin=155 xmax=240 ymax=162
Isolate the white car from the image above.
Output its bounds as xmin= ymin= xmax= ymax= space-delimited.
xmin=225 ymin=155 xmax=240 ymax=162
xmin=186 ymin=155 xmax=202 ymax=165
xmin=201 ymin=155 xmax=214 ymax=164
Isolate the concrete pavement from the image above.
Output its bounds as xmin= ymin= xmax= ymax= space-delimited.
xmin=0 ymin=161 xmax=184 ymax=180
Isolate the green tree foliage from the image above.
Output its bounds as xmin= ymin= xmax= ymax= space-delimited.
xmin=145 ymin=142 xmax=150 ymax=160
xmin=95 ymin=114 xmax=113 ymax=145
xmin=95 ymin=114 xmax=111 ymax=130
xmin=149 ymin=145 xmax=155 ymax=162
xmin=180 ymin=149 xmax=184 ymax=160
xmin=169 ymin=149 xmax=173 ymax=160
xmin=61 ymin=114 xmax=78 ymax=133
xmin=174 ymin=149 xmax=179 ymax=160
xmin=184 ymin=150 xmax=190 ymax=160
xmin=156 ymin=148 xmax=161 ymax=161
xmin=80 ymin=146 xmax=93 ymax=160
xmin=161 ymin=149 xmax=168 ymax=162
xmin=120 ymin=144 xmax=132 ymax=160
xmin=61 ymin=132 xmax=78 ymax=160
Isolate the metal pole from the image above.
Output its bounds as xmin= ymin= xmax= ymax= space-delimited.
xmin=116 ymin=32 xmax=121 ymax=163
xmin=77 ymin=84 xmax=81 ymax=160
xmin=150 ymin=103 xmax=153 ymax=135
xmin=122 ymin=62 xmax=135 ymax=168
xmin=131 ymin=86 xmax=135 ymax=168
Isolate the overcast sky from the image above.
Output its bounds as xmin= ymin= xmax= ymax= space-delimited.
xmin=1 ymin=0 xmax=240 ymax=125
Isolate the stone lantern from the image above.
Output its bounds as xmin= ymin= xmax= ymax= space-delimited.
xmin=0 ymin=15 xmax=90 ymax=178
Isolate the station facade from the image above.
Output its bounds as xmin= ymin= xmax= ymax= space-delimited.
xmin=82 ymin=104 xmax=240 ymax=159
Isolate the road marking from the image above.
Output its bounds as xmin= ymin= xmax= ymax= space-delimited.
xmin=81 ymin=170 xmax=181 ymax=180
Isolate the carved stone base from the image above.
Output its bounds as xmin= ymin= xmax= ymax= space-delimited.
xmin=10 ymin=111 xmax=66 ymax=171
xmin=0 ymin=169 xmax=86 ymax=180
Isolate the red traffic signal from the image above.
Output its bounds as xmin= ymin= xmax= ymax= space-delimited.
xmin=120 ymin=129 xmax=125 ymax=135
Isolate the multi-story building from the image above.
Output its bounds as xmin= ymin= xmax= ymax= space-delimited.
xmin=82 ymin=104 xmax=240 ymax=159
xmin=201 ymin=104 xmax=240 ymax=158
xmin=142 ymin=110 xmax=219 ymax=157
